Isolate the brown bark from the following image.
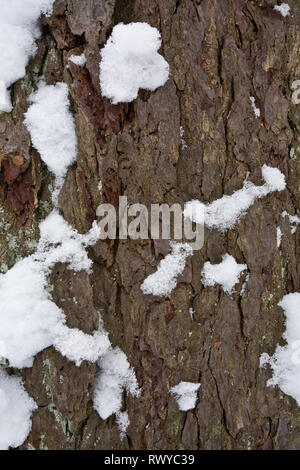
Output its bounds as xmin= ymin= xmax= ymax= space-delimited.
xmin=0 ymin=0 xmax=300 ymax=450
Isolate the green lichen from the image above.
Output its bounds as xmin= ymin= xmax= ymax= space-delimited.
xmin=0 ymin=263 xmax=8 ymax=273
xmin=48 ymin=403 xmax=74 ymax=443
xmin=168 ymin=417 xmax=182 ymax=437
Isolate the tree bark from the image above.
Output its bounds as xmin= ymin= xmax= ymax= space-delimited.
xmin=0 ymin=0 xmax=300 ymax=450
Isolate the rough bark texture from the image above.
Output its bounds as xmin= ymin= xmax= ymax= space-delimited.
xmin=1 ymin=0 xmax=300 ymax=450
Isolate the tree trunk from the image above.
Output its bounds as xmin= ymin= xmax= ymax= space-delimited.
xmin=1 ymin=0 xmax=300 ymax=450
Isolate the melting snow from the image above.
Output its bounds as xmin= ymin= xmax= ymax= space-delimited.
xmin=201 ymin=254 xmax=247 ymax=295
xmin=99 ymin=22 xmax=169 ymax=104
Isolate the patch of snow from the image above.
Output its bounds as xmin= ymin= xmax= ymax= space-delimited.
xmin=277 ymin=227 xmax=282 ymax=248
xmin=250 ymin=96 xmax=260 ymax=118
xmin=0 ymin=80 xmax=12 ymax=113
xmin=99 ymin=22 xmax=169 ymax=104
xmin=141 ymin=242 xmax=193 ymax=297
xmin=282 ymin=211 xmax=300 ymax=234
xmin=36 ymin=210 xmax=101 ymax=274
xmin=201 ymin=254 xmax=247 ymax=295
xmin=240 ymin=273 xmax=250 ymax=296
xmin=184 ymin=165 xmax=286 ymax=232
xmin=93 ymin=347 xmax=140 ymax=436
xmin=180 ymin=126 xmax=187 ymax=149
xmin=69 ymin=53 xmax=86 ymax=67
xmin=0 ymin=210 xmax=101 ymax=368
xmin=189 ymin=308 xmax=194 ymax=321
xmin=260 ymin=293 xmax=300 ymax=405
xmin=0 ymin=368 xmax=37 ymax=450
xmin=0 ymin=0 xmax=55 ymax=112
xmin=24 ymin=82 xmax=77 ymax=203
xmin=274 ymin=3 xmax=290 ymax=17
xmin=0 ymin=256 xmax=64 ymax=368
xmin=116 ymin=411 xmax=130 ymax=439
xmin=170 ymin=381 xmax=200 ymax=411
xmin=53 ymin=319 xmax=111 ymax=367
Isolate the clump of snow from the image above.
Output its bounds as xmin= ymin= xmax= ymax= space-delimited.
xmin=93 ymin=347 xmax=140 ymax=436
xmin=201 ymin=254 xmax=247 ymax=295
xmin=24 ymin=82 xmax=77 ymax=201
xmin=250 ymin=96 xmax=260 ymax=118
xmin=0 ymin=210 xmax=101 ymax=368
xmin=99 ymin=22 xmax=169 ymax=104
xmin=53 ymin=320 xmax=111 ymax=367
xmin=170 ymin=381 xmax=200 ymax=411
xmin=260 ymin=293 xmax=300 ymax=405
xmin=69 ymin=53 xmax=86 ymax=67
xmin=0 ymin=256 xmax=64 ymax=368
xmin=141 ymin=242 xmax=193 ymax=297
xmin=277 ymin=227 xmax=282 ymax=248
xmin=274 ymin=3 xmax=290 ymax=17
xmin=0 ymin=368 xmax=37 ymax=450
xmin=282 ymin=211 xmax=300 ymax=234
xmin=36 ymin=210 xmax=101 ymax=274
xmin=184 ymin=165 xmax=286 ymax=232
xmin=0 ymin=0 xmax=55 ymax=112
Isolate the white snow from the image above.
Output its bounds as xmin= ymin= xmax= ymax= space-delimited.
xmin=0 ymin=0 xmax=55 ymax=112
xmin=184 ymin=165 xmax=286 ymax=232
xmin=24 ymin=82 xmax=77 ymax=187
xmin=250 ymin=96 xmax=261 ymax=118
xmin=53 ymin=320 xmax=111 ymax=367
xmin=116 ymin=411 xmax=130 ymax=439
xmin=36 ymin=210 xmax=101 ymax=274
xmin=0 ymin=211 xmax=101 ymax=368
xmin=0 ymin=80 xmax=12 ymax=112
xmin=274 ymin=3 xmax=290 ymax=17
xmin=240 ymin=273 xmax=250 ymax=296
xmin=0 ymin=368 xmax=37 ymax=450
xmin=282 ymin=211 xmax=300 ymax=234
xmin=261 ymin=293 xmax=300 ymax=405
xmin=170 ymin=381 xmax=200 ymax=411
xmin=201 ymin=254 xmax=247 ymax=295
xmin=93 ymin=347 xmax=140 ymax=436
xmin=99 ymin=22 xmax=169 ymax=104
xmin=180 ymin=126 xmax=187 ymax=149
xmin=277 ymin=227 xmax=282 ymax=248
xmin=69 ymin=53 xmax=86 ymax=67
xmin=141 ymin=242 xmax=193 ymax=297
